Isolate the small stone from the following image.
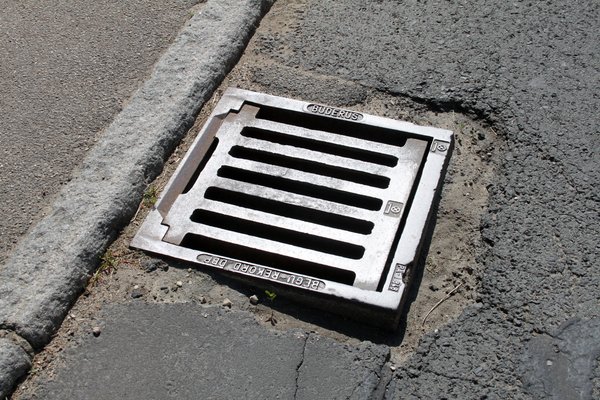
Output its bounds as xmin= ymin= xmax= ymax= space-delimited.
xmin=187 ymin=268 xmax=192 ymax=273
xmin=176 ymin=281 xmax=183 ymax=287
xmin=92 ymin=327 xmax=101 ymax=337
xmin=407 ymin=368 xmax=420 ymax=378
xmin=131 ymin=288 xmax=144 ymax=299
xmin=141 ymin=259 xmax=161 ymax=273
xmin=199 ymin=296 xmax=207 ymax=304
xmin=133 ymin=285 xmax=140 ymax=290
xmin=249 ymin=295 xmax=259 ymax=305
xmin=389 ymin=365 xmax=396 ymax=371
xmin=222 ymin=298 xmax=232 ymax=308
xmin=160 ymin=286 xmax=169 ymax=293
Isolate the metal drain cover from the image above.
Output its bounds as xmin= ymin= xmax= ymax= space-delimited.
xmin=132 ymin=88 xmax=453 ymax=328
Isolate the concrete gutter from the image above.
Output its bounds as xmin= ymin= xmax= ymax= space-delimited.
xmin=0 ymin=0 xmax=273 ymax=396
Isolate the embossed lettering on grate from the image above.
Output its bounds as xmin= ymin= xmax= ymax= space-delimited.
xmin=132 ymin=88 xmax=453 ymax=328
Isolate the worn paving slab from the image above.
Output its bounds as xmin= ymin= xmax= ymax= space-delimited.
xmin=24 ymin=304 xmax=389 ymax=400
xmin=0 ymin=0 xmax=202 ymax=264
xmin=0 ymin=0 xmax=273 ymax=394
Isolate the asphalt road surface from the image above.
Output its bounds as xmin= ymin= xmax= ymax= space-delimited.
xmin=0 ymin=0 xmax=201 ymax=263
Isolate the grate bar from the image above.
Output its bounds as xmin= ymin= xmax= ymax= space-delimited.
xmin=240 ymin=127 xmax=397 ymax=167
xmin=251 ymin=103 xmax=411 ymax=147
xmin=190 ymin=209 xmax=365 ymax=259
xmin=163 ymin=177 xmax=379 ymax=232
xmin=229 ymin=144 xmax=391 ymax=188
xmin=245 ymin=118 xmax=407 ymax=162
xmin=179 ymin=233 xmax=356 ymax=285
xmin=204 ymin=187 xmax=374 ymax=234
xmin=235 ymin=134 xmax=395 ymax=177
xmin=192 ymin=198 xmax=371 ymax=246
xmin=163 ymin=219 xmax=365 ymax=272
xmin=216 ymin=165 xmax=384 ymax=210
xmin=211 ymin=177 xmax=379 ymax=219
xmin=217 ymin=159 xmax=389 ymax=203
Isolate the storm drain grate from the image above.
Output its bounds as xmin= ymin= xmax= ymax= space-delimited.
xmin=132 ymin=88 xmax=453 ymax=328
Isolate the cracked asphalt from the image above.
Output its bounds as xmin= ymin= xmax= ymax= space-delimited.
xmin=5 ymin=0 xmax=599 ymax=399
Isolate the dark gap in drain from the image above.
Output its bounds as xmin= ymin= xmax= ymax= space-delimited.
xmin=183 ymin=138 xmax=219 ymax=194
xmin=180 ymin=234 xmax=356 ymax=285
xmin=218 ymin=166 xmax=383 ymax=211
xmin=205 ymin=187 xmax=374 ymax=235
xmin=190 ymin=209 xmax=365 ymax=260
xmin=253 ymin=103 xmax=410 ymax=147
xmin=229 ymin=146 xmax=390 ymax=189
xmin=241 ymin=127 xmax=398 ymax=167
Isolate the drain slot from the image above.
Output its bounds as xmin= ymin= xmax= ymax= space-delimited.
xmin=183 ymin=138 xmax=219 ymax=194
xmin=180 ymin=233 xmax=356 ymax=285
xmin=217 ymin=166 xmax=383 ymax=210
xmin=229 ymin=146 xmax=390 ymax=188
xmin=241 ymin=127 xmax=398 ymax=167
xmin=254 ymin=104 xmax=409 ymax=147
xmin=204 ymin=187 xmax=374 ymax=234
xmin=190 ymin=209 xmax=365 ymax=259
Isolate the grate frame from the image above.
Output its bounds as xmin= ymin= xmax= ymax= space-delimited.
xmin=131 ymin=88 xmax=453 ymax=329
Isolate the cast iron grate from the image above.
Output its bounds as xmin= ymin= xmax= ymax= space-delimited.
xmin=132 ymin=88 xmax=453 ymax=328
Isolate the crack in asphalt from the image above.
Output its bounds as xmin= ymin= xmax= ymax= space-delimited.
xmin=366 ymin=362 xmax=394 ymax=400
xmin=346 ymin=347 xmax=391 ymax=400
xmin=293 ymin=333 xmax=309 ymax=400
xmin=374 ymin=370 xmax=395 ymax=400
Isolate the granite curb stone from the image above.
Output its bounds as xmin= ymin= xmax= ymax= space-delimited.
xmin=0 ymin=338 xmax=31 ymax=399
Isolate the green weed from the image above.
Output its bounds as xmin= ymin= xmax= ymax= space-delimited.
xmin=264 ymin=290 xmax=277 ymax=301
xmin=142 ymin=185 xmax=158 ymax=208
xmin=90 ymin=251 xmax=118 ymax=286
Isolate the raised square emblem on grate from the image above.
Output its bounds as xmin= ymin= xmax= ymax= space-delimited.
xmin=132 ymin=88 xmax=453 ymax=328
